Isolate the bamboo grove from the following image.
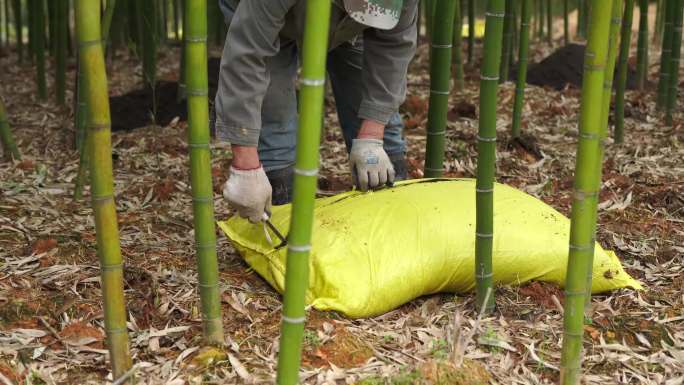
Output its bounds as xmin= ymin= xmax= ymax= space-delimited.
xmin=0 ymin=0 xmax=682 ymax=384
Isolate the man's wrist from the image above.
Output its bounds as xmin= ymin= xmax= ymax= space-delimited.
xmin=231 ymin=145 xmax=261 ymax=170
xmin=357 ymin=119 xmax=385 ymax=140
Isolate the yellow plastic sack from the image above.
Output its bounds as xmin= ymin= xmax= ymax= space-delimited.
xmin=218 ymin=179 xmax=641 ymax=318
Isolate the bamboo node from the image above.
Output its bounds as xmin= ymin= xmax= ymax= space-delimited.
xmin=294 ymin=167 xmax=318 ymax=177
xmin=195 ymin=241 xmax=216 ymax=249
xmin=479 ymin=75 xmax=500 ymax=81
xmin=188 ymin=142 xmax=210 ymax=149
xmin=100 ymin=263 xmax=123 ymax=272
xmin=288 ymin=244 xmax=312 ymax=253
xmin=88 ymin=122 xmax=111 ymax=131
xmin=184 ymin=36 xmax=207 ymax=42
xmin=485 ymin=11 xmax=505 ymax=18
xmin=198 ymin=283 xmax=219 ymax=288
xmin=282 ymin=315 xmax=306 ymax=324
xmin=578 ymin=132 xmax=599 ymax=140
xmin=431 ymin=43 xmax=453 ymax=48
xmin=106 ymin=326 xmax=129 ymax=335
xmin=300 ymin=78 xmax=325 ymax=87
xmin=562 ymin=330 xmax=585 ymax=338
xmin=569 ymin=243 xmax=594 ymax=251
xmin=475 ymin=272 xmax=493 ymax=279
xmin=475 ymin=232 xmax=493 ymax=238
xmin=429 ymin=89 xmax=450 ymax=95
xmin=186 ymin=89 xmax=209 ymax=96
xmin=78 ymin=38 xmax=103 ymax=47
xmin=424 ymin=167 xmax=444 ymax=172
xmin=475 ymin=188 xmax=494 ymax=193
xmin=192 ymin=197 xmax=213 ymax=203
xmin=426 ymin=130 xmax=446 ymax=135
xmin=477 ymin=135 xmax=497 ymax=143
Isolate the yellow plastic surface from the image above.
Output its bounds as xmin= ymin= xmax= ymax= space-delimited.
xmin=218 ymin=179 xmax=642 ymax=318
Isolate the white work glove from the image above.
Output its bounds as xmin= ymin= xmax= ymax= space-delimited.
xmin=350 ymin=139 xmax=395 ymax=192
xmin=223 ymin=166 xmax=272 ymax=223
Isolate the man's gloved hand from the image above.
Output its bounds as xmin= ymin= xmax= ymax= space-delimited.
xmin=223 ymin=166 xmax=272 ymax=223
xmin=350 ymin=139 xmax=396 ymax=192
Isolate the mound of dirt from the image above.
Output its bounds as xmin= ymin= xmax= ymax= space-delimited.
xmin=110 ymin=57 xmax=222 ymax=131
xmin=513 ymin=43 xmax=639 ymax=91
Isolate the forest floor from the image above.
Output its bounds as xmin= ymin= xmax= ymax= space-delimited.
xmin=1 ymin=28 xmax=683 ymax=385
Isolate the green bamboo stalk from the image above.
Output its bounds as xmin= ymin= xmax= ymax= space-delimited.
xmin=55 ymin=0 xmax=67 ymax=105
xmin=102 ymin=0 xmax=117 ymax=46
xmin=0 ymin=98 xmax=21 ymax=161
xmin=1 ymin=0 xmax=7 ymax=48
xmin=654 ymin=0 xmax=664 ymax=45
xmin=537 ymin=0 xmax=543 ymax=40
xmin=546 ymin=0 xmax=552 ymax=44
xmin=452 ymin=0 xmax=465 ymax=92
xmin=636 ymin=0 xmax=649 ymax=90
xmin=512 ymin=0 xmax=531 ymax=138
xmin=34 ymin=0 xmax=47 ymax=101
xmin=577 ymin=0 xmax=585 ymax=39
xmin=75 ymin=0 xmax=132 ymax=379
xmin=173 ymin=0 xmax=180 ymax=40
xmin=588 ymin=0 xmax=622 ymax=305
xmin=28 ymin=0 xmax=34 ymax=62
xmin=657 ymin=0 xmax=676 ymax=108
xmin=424 ymin=0 xmax=457 ymax=177
xmin=615 ymin=0 xmax=635 ymax=144
xmin=560 ymin=1 xmax=613 ymax=383
xmin=141 ymin=0 xmax=158 ymax=118
xmin=467 ymin=0 xmax=474 ymax=63
xmin=475 ymin=0 xmax=505 ymax=314
xmin=184 ymin=0 xmax=224 ymax=345
xmin=500 ymin=0 xmax=514 ymax=82
xmin=665 ymin=0 xmax=683 ymax=125
xmin=275 ymin=0 xmax=332 ymax=383
xmin=48 ymin=0 xmax=56 ymax=57
xmin=564 ymin=0 xmax=569 ymax=44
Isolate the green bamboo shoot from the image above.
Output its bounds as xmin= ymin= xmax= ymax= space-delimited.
xmin=512 ymin=0 xmax=531 ymax=138
xmin=636 ymin=0 xmax=649 ymax=90
xmin=0 ymin=98 xmax=20 ymax=161
xmin=615 ymin=0 xmax=635 ymax=144
xmin=75 ymin=0 xmax=132 ymax=379
xmin=276 ymin=0 xmax=332 ymax=383
xmin=657 ymin=0 xmax=676 ymax=108
xmin=424 ymin=0 xmax=457 ymax=177
xmin=560 ymin=1 xmax=613 ymax=383
xmin=665 ymin=0 xmax=683 ymax=126
xmin=475 ymin=0 xmax=505 ymax=313
xmin=184 ymin=0 xmax=224 ymax=345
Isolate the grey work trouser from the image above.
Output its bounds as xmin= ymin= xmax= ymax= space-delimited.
xmin=217 ymin=1 xmax=407 ymax=172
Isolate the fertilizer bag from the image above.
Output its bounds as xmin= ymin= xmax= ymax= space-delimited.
xmin=219 ymin=179 xmax=641 ymax=318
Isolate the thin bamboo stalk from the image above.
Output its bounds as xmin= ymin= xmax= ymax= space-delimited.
xmin=1 ymin=0 xmax=6 ymax=48
xmin=467 ymin=0 xmax=474 ymax=63
xmin=537 ymin=0 xmax=543 ymax=40
xmin=275 ymin=0 xmax=332 ymax=382
xmin=184 ymin=0 xmax=224 ymax=345
xmin=665 ymin=0 xmax=683 ymax=125
xmin=48 ymin=0 xmax=56 ymax=57
xmin=512 ymin=0 xmax=531 ymax=138
xmin=588 ymin=0 xmax=622 ymax=305
xmin=475 ymin=0 xmax=505 ymax=314
xmin=0 ymin=97 xmax=21 ymax=161
xmin=452 ymin=0 xmax=464 ymax=92
xmin=654 ymin=0 xmax=664 ymax=45
xmin=546 ymin=0 xmax=552 ymax=44
xmin=102 ymin=0 xmax=117 ymax=46
xmin=577 ymin=0 xmax=585 ymax=39
xmin=28 ymin=0 xmax=34 ymax=61
xmin=564 ymin=0 xmax=569 ymax=44
xmin=56 ymin=0 xmax=67 ymax=105
xmin=560 ymin=1 xmax=613 ymax=383
xmin=32 ymin=0 xmax=47 ymax=100
xmin=141 ymin=0 xmax=158 ymax=118
xmin=500 ymin=0 xmax=514 ymax=82
xmin=636 ymin=0 xmax=649 ymax=90
xmin=615 ymin=0 xmax=635 ymax=144
xmin=173 ymin=0 xmax=180 ymax=40
xmin=657 ymin=0 xmax=676 ymax=108
xmin=424 ymin=0 xmax=457 ymax=177
xmin=75 ymin=0 xmax=132 ymax=379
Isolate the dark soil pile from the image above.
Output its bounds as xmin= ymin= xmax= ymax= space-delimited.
xmin=110 ymin=57 xmax=222 ymax=131
xmin=512 ymin=43 xmax=639 ymax=91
